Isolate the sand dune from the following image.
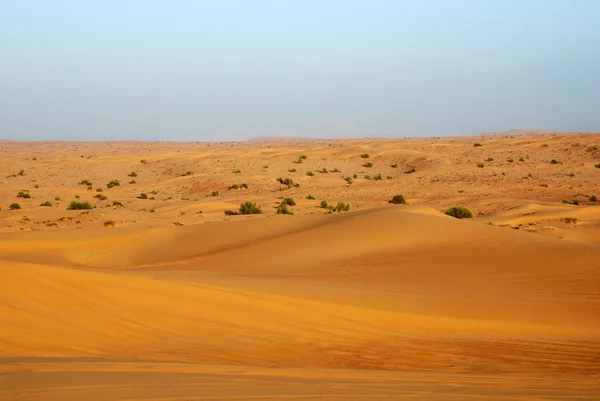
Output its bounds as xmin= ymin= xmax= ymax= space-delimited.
xmin=1 ymin=135 xmax=599 ymax=399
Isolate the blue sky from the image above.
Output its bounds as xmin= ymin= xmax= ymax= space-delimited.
xmin=1 ymin=0 xmax=599 ymax=140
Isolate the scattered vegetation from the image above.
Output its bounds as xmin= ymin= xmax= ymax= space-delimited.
xmin=79 ymin=179 xmax=92 ymax=186
xmin=138 ymin=193 xmax=148 ymax=199
xmin=373 ymin=173 xmax=383 ymax=180
xmin=288 ymin=168 xmax=296 ymax=173
xmin=363 ymin=162 xmax=373 ymax=168
xmin=473 ymin=143 xmax=482 ymax=147
xmin=519 ymin=157 xmax=525 ymax=162
xmin=485 ymin=157 xmax=494 ymax=162
xmin=104 ymin=220 xmax=116 ymax=227
xmin=40 ymin=201 xmax=53 ymax=207
xmin=67 ymin=201 xmax=93 ymax=210
xmin=228 ymin=184 xmax=239 ymax=190
xmin=331 ymin=168 xmax=340 ymax=173
xmin=281 ymin=197 xmax=296 ymax=206
xmin=232 ymin=169 xmax=241 ymax=174
xmin=224 ymin=210 xmax=239 ymax=216
xmin=300 ymin=155 xmax=307 ymax=160
xmin=361 ymin=153 xmax=369 ymax=159
xmin=389 ymin=194 xmax=407 ymax=205
xmin=344 ymin=177 xmax=354 ymax=185
xmin=445 ymin=206 xmax=473 ymax=219
xmin=241 ymin=183 xmax=248 ymax=189
xmin=75 ymin=195 xmax=80 ymax=198
xmin=550 ymin=159 xmax=559 ymax=164
xmin=562 ymin=217 xmax=580 ymax=224
xmin=595 ymin=163 xmax=600 ymax=168
xmin=129 ymin=179 xmax=136 ymax=184
xmin=239 ymin=201 xmax=261 ymax=215
xmin=391 ymin=163 xmax=398 ymax=168
xmin=320 ymin=200 xmax=329 ymax=209
xmin=277 ymin=177 xmax=296 ymax=187
xmin=211 ymin=191 xmax=220 ymax=197
xmin=318 ymin=167 xmax=328 ymax=173
xmin=140 ymin=159 xmax=147 ymax=164
xmin=562 ymin=199 xmax=580 ymax=205
xmin=128 ymin=172 xmax=138 ymax=177
xmin=306 ymin=170 xmax=314 ymax=176
xmin=185 ymin=171 xmax=193 ymax=176
xmin=334 ymin=202 xmax=350 ymax=212
xmin=568 ymin=172 xmax=575 ymax=177
xmin=276 ymin=203 xmax=294 ymax=215
xmin=55 ymin=196 xmax=61 ymax=201
xmin=364 ymin=175 xmax=372 ymax=180
xmin=306 ymin=194 xmax=315 ymax=200
xmin=113 ymin=201 xmax=123 ymax=207
xmin=590 ymin=195 xmax=597 ymax=202
xmin=106 ymin=180 xmax=120 ymax=188
xmin=18 ymin=169 xmax=25 ymax=176
xmin=477 ymin=163 xmax=484 ymax=168
xmin=9 ymin=203 xmax=21 ymax=210
xmin=353 ymin=173 xmax=358 ymax=179
xmin=94 ymin=194 xmax=108 ymax=201
xmin=17 ymin=190 xmax=31 ymax=198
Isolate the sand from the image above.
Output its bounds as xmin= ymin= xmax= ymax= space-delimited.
xmin=1 ymin=133 xmax=599 ymax=399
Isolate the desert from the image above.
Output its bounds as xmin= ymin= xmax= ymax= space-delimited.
xmin=0 ymin=133 xmax=599 ymax=399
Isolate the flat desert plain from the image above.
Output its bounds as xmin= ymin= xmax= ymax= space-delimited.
xmin=1 ymin=133 xmax=599 ymax=400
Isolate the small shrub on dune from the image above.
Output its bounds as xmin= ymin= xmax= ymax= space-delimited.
xmin=562 ymin=217 xmax=580 ymax=224
xmin=519 ymin=157 xmax=525 ymax=162
xmin=10 ymin=203 xmax=22 ymax=210
xmin=128 ymin=172 xmax=138 ymax=177
xmin=228 ymin=184 xmax=239 ymax=190
xmin=106 ymin=180 xmax=120 ymax=188
xmin=562 ymin=199 xmax=579 ymax=205
xmin=239 ymin=201 xmax=261 ymax=215
xmin=17 ymin=190 xmax=31 ymax=198
xmin=550 ymin=159 xmax=559 ymax=164
xmin=18 ymin=169 xmax=25 ymax=176
xmin=40 ymin=201 xmax=53 ymax=207
xmin=94 ymin=194 xmax=108 ymax=201
xmin=306 ymin=171 xmax=314 ymax=176
xmin=140 ymin=159 xmax=147 ymax=164
xmin=360 ymin=153 xmax=369 ymax=158
xmin=391 ymin=163 xmax=398 ymax=168
xmin=67 ymin=201 xmax=93 ymax=210
xmin=129 ymin=180 xmax=136 ymax=184
xmin=241 ymin=183 xmax=248 ymax=189
xmin=332 ymin=168 xmax=340 ymax=173
xmin=344 ymin=177 xmax=353 ymax=185
xmin=104 ymin=220 xmax=115 ymax=227
xmin=373 ymin=173 xmax=383 ymax=180
xmin=507 ymin=158 xmax=514 ymax=163
xmin=485 ymin=157 xmax=494 ymax=162
xmin=138 ymin=193 xmax=148 ymax=199
xmin=300 ymin=155 xmax=307 ymax=160
xmin=289 ymin=168 xmax=296 ymax=173
xmin=473 ymin=143 xmax=482 ymax=147
xmin=363 ymin=162 xmax=373 ymax=168
xmin=306 ymin=194 xmax=315 ymax=200
xmin=96 ymin=188 xmax=103 ymax=192
xmin=320 ymin=200 xmax=329 ymax=209
xmin=276 ymin=203 xmax=294 ymax=215
xmin=113 ymin=201 xmax=123 ymax=207
xmin=277 ymin=177 xmax=295 ymax=187
xmin=353 ymin=173 xmax=358 ymax=179
xmin=211 ymin=191 xmax=220 ymax=197
xmin=595 ymin=163 xmax=600 ymax=168
xmin=590 ymin=195 xmax=597 ymax=202
xmin=185 ymin=171 xmax=193 ymax=176
xmin=319 ymin=167 xmax=328 ymax=174
xmin=281 ymin=197 xmax=296 ymax=206
xmin=404 ymin=167 xmax=416 ymax=174
xmin=364 ymin=175 xmax=372 ymax=180
xmin=79 ymin=179 xmax=92 ymax=186
xmin=334 ymin=202 xmax=350 ymax=212
xmin=445 ymin=206 xmax=473 ymax=219
xmin=55 ymin=196 xmax=61 ymax=201
xmin=224 ymin=210 xmax=239 ymax=216
xmin=389 ymin=195 xmax=407 ymax=205
xmin=232 ymin=169 xmax=241 ymax=174
xmin=477 ymin=163 xmax=484 ymax=168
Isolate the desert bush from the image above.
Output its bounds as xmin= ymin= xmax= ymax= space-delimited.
xmin=589 ymin=195 xmax=597 ymax=202
xmin=595 ymin=163 xmax=600 ymax=168
xmin=232 ymin=169 xmax=241 ymax=174
xmin=319 ymin=168 xmax=328 ymax=173
xmin=138 ymin=193 xmax=148 ymax=199
xmin=507 ymin=158 xmax=514 ymax=163
xmin=129 ymin=179 xmax=136 ymax=184
xmin=389 ymin=195 xmax=407 ymax=205
xmin=55 ymin=196 xmax=61 ymax=201
xmin=276 ymin=203 xmax=294 ymax=215
xmin=17 ymin=190 xmax=30 ymax=198
xmin=320 ymin=200 xmax=328 ymax=209
xmin=94 ymin=194 xmax=108 ymax=200
xmin=332 ymin=168 xmax=340 ymax=173
xmin=404 ymin=167 xmax=416 ymax=174
xmin=445 ymin=206 xmax=473 ymax=219
xmin=185 ymin=171 xmax=193 ymax=176
xmin=539 ymin=183 xmax=548 ymax=187
xmin=363 ymin=162 xmax=373 ymax=168
xmin=485 ymin=157 xmax=494 ymax=162
xmin=306 ymin=194 xmax=315 ymax=200
xmin=550 ymin=159 xmax=559 ymax=164
xmin=18 ymin=169 xmax=25 ymax=176
xmin=34 ymin=184 xmax=39 ymax=188
xmin=104 ymin=220 xmax=115 ymax=227
xmin=477 ymin=163 xmax=484 ymax=168
xmin=239 ymin=201 xmax=261 ymax=215
xmin=106 ymin=180 xmax=120 ymax=188
xmin=40 ymin=201 xmax=53 ymax=207
xmin=241 ymin=183 xmax=248 ymax=189
xmin=588 ymin=145 xmax=598 ymax=151
xmin=562 ymin=217 xmax=580 ymax=224
xmin=562 ymin=199 xmax=579 ymax=205
xmin=473 ymin=143 xmax=482 ymax=147
xmin=9 ymin=203 xmax=21 ymax=210
xmin=224 ymin=210 xmax=239 ymax=216
xmin=364 ymin=175 xmax=372 ymax=180
xmin=519 ymin=157 xmax=525 ymax=162
xmin=344 ymin=177 xmax=354 ymax=185
xmin=373 ymin=173 xmax=383 ymax=180
xmin=306 ymin=171 xmax=314 ymax=176
xmin=360 ymin=154 xmax=369 ymax=158
xmin=211 ymin=191 xmax=220 ymax=197
xmin=96 ymin=188 xmax=103 ymax=192
xmin=75 ymin=195 xmax=80 ymax=198
xmin=113 ymin=201 xmax=123 ymax=206
xmin=228 ymin=184 xmax=239 ymax=190
xmin=79 ymin=179 xmax=92 ymax=186
xmin=140 ymin=159 xmax=147 ymax=164
xmin=281 ymin=197 xmax=296 ymax=206
xmin=128 ymin=172 xmax=138 ymax=177
xmin=277 ymin=177 xmax=295 ymax=187
xmin=67 ymin=201 xmax=93 ymax=210
xmin=289 ymin=168 xmax=296 ymax=173
xmin=391 ymin=163 xmax=398 ymax=168
xmin=300 ymin=155 xmax=307 ymax=160
xmin=353 ymin=173 xmax=358 ymax=178
xmin=334 ymin=202 xmax=350 ymax=212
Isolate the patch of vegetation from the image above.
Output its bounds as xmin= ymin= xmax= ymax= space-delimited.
xmin=363 ymin=162 xmax=373 ymax=168
xmin=445 ymin=206 xmax=473 ymax=219
xmin=104 ymin=220 xmax=115 ymax=227
xmin=562 ymin=217 xmax=580 ymax=224
xmin=473 ymin=143 xmax=482 ymax=147
xmin=79 ymin=179 xmax=92 ymax=186
xmin=519 ymin=157 xmax=525 ymax=162
xmin=360 ymin=154 xmax=369 ymax=158
xmin=40 ymin=201 xmax=53 ymax=207
xmin=113 ymin=201 xmax=123 ymax=206
xmin=373 ymin=173 xmax=383 ymax=180
xmin=539 ymin=183 xmax=548 ymax=187
xmin=590 ymin=195 xmax=597 ymax=202
xmin=276 ymin=203 xmax=294 ymax=215
xmin=306 ymin=170 xmax=314 ymax=176
xmin=239 ymin=201 xmax=261 ymax=215
xmin=318 ymin=167 xmax=328 ymax=173
xmin=485 ymin=157 xmax=494 ymax=162
xmin=75 ymin=195 xmax=80 ymax=198
xmin=550 ymin=159 xmax=559 ymax=164
xmin=140 ymin=159 xmax=147 ymax=164
xmin=18 ymin=169 xmax=25 ymax=176
xmin=334 ymin=202 xmax=350 ymax=212
xmin=128 ymin=172 xmax=138 ymax=177
xmin=224 ymin=210 xmax=239 ymax=216
xmin=404 ymin=167 xmax=416 ymax=174
xmin=595 ymin=163 xmax=600 ymax=168
xmin=276 ymin=177 xmax=295 ymax=187
xmin=306 ymin=194 xmax=315 ymax=200
xmin=232 ymin=169 xmax=241 ymax=174
xmin=588 ymin=145 xmax=598 ymax=151
xmin=67 ymin=201 xmax=93 ymax=210
xmin=228 ymin=184 xmax=239 ymax=190
xmin=320 ymin=200 xmax=329 ymax=209
xmin=211 ymin=191 xmax=220 ymax=196
xmin=96 ymin=188 xmax=103 ymax=192
xmin=353 ymin=173 xmax=358 ymax=179
xmin=344 ymin=177 xmax=353 ymax=185
xmin=562 ymin=199 xmax=580 ymax=205
xmin=129 ymin=179 xmax=136 ymax=184
xmin=331 ymin=168 xmax=340 ymax=173
xmin=55 ymin=196 xmax=61 ymax=201
xmin=281 ymin=197 xmax=296 ymax=206
xmin=241 ymin=183 xmax=248 ymax=189
xmin=477 ymin=163 xmax=484 ymax=168
xmin=389 ymin=195 xmax=407 ymax=205
xmin=34 ymin=184 xmax=39 ymax=189
xmin=185 ymin=171 xmax=193 ymax=176
xmin=364 ymin=175 xmax=372 ymax=180
xmin=94 ymin=194 xmax=108 ymax=201
xmin=507 ymin=158 xmax=514 ymax=163
xmin=9 ymin=203 xmax=21 ymax=210
xmin=17 ymin=190 xmax=31 ymax=198
xmin=138 ymin=193 xmax=148 ymax=199
xmin=484 ymin=221 xmax=496 ymax=226
xmin=391 ymin=163 xmax=398 ymax=168
xmin=300 ymin=155 xmax=307 ymax=160
xmin=288 ymin=168 xmax=296 ymax=173
xmin=106 ymin=180 xmax=120 ymax=188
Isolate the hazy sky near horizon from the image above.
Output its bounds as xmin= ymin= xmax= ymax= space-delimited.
xmin=1 ymin=1 xmax=599 ymax=141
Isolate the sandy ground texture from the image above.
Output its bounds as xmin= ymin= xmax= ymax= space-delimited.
xmin=1 ymin=133 xmax=599 ymax=399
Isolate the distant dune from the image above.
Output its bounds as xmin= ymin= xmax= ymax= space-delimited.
xmin=1 ymin=134 xmax=599 ymax=400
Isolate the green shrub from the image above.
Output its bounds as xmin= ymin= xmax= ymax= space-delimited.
xmin=364 ymin=175 xmax=372 ymax=180
xmin=276 ymin=203 xmax=294 ymax=215
xmin=363 ymin=162 xmax=373 ymax=168
xmin=306 ymin=171 xmax=314 ymax=176
xmin=550 ymin=159 xmax=559 ymax=164
xmin=589 ymin=195 xmax=597 ymax=202
xmin=281 ymin=197 xmax=296 ymax=206
xmin=75 ymin=195 xmax=80 ymax=198
xmin=568 ymin=172 xmax=575 ymax=177
xmin=319 ymin=168 xmax=328 ymax=173
xmin=129 ymin=179 xmax=136 ymax=184
xmin=484 ymin=157 xmax=494 ymax=162
xmin=241 ymin=183 xmax=248 ymax=189
xmin=332 ymin=168 xmax=340 ymax=173
xmin=140 ymin=159 xmax=147 ymax=164
xmin=185 ymin=171 xmax=193 ymax=176
xmin=228 ymin=184 xmax=239 ymax=190
xmin=94 ymin=194 xmax=108 ymax=201
xmin=306 ymin=194 xmax=315 ymax=200
xmin=138 ymin=193 xmax=148 ymax=199
xmin=289 ymin=168 xmax=296 ymax=173
xmin=360 ymin=153 xmax=369 ymax=158
xmin=300 ymin=155 xmax=307 ymax=160
xmin=477 ymin=163 xmax=484 ymax=168
xmin=239 ymin=201 xmax=261 ymax=214
xmin=34 ymin=184 xmax=39 ymax=188
xmin=79 ymin=179 xmax=92 ymax=186
xmin=373 ymin=173 xmax=382 ymax=180
xmin=224 ymin=210 xmax=239 ymax=216
xmin=96 ymin=188 xmax=103 ymax=192
xmin=353 ymin=173 xmax=358 ymax=179
xmin=473 ymin=143 xmax=482 ymax=147
xmin=211 ymin=191 xmax=220 ymax=197
xmin=232 ymin=169 xmax=241 ymax=174
xmin=445 ymin=206 xmax=473 ymax=219
xmin=276 ymin=177 xmax=295 ymax=187
xmin=9 ymin=203 xmax=21 ymax=210
xmin=334 ymin=202 xmax=350 ymax=212
xmin=320 ymin=200 xmax=328 ymax=209
xmin=391 ymin=163 xmax=398 ymax=168
xmin=389 ymin=195 xmax=407 ymax=205
xmin=40 ymin=201 xmax=53 ymax=207
xmin=17 ymin=191 xmax=30 ymax=198
xmin=128 ymin=172 xmax=138 ymax=177
xmin=113 ymin=201 xmax=123 ymax=206
xmin=519 ymin=157 xmax=525 ymax=162
xmin=344 ymin=177 xmax=353 ymax=185
xmin=106 ymin=180 xmax=120 ymax=188
xmin=67 ymin=201 xmax=93 ymax=210
xmin=18 ymin=169 xmax=25 ymax=176
xmin=55 ymin=196 xmax=61 ymax=201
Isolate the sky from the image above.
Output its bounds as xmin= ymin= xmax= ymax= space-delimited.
xmin=1 ymin=0 xmax=599 ymax=141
